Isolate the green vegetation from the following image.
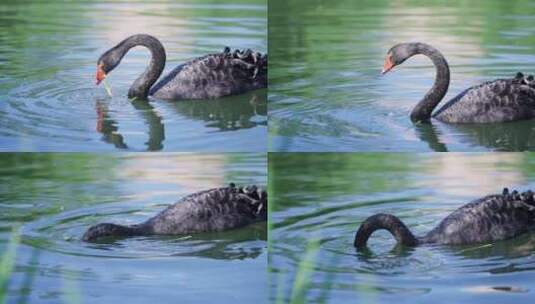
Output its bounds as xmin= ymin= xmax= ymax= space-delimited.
xmin=274 ymin=238 xmax=321 ymax=304
xmin=0 ymin=227 xmax=20 ymax=304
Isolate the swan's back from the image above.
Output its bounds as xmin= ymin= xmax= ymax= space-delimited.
xmin=422 ymin=189 xmax=535 ymax=245
xmin=433 ymin=73 xmax=535 ymax=123
xmin=145 ymin=184 xmax=267 ymax=234
xmin=150 ymin=48 xmax=267 ymax=100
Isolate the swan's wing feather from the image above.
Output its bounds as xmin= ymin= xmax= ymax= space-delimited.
xmin=150 ymin=48 xmax=267 ymax=100
xmin=425 ymin=190 xmax=535 ymax=244
xmin=148 ymin=64 xmax=185 ymax=95
xmin=145 ymin=185 xmax=266 ymax=234
xmin=434 ymin=76 xmax=535 ymax=123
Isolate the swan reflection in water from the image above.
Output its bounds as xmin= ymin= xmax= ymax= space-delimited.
xmin=170 ymin=90 xmax=267 ymax=131
xmin=415 ymin=120 xmax=535 ymax=152
xmin=94 ymin=90 xmax=266 ymax=151
xmin=172 ymin=222 xmax=266 ymax=260
xmin=96 ymin=98 xmax=164 ymax=150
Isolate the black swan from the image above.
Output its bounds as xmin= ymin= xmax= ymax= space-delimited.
xmin=83 ymin=184 xmax=267 ymax=242
xmin=354 ymin=188 xmax=535 ymax=249
xmin=382 ymin=42 xmax=535 ymax=123
xmin=96 ymin=34 xmax=267 ymax=100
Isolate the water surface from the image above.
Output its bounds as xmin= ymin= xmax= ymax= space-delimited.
xmin=0 ymin=153 xmax=267 ymax=303
xmin=0 ymin=0 xmax=267 ymax=151
xmin=269 ymin=0 xmax=535 ymax=151
xmin=269 ymin=153 xmax=535 ymax=303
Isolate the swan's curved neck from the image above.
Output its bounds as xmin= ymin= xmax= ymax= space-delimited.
xmin=354 ymin=213 xmax=419 ymax=249
xmin=114 ymin=34 xmax=166 ymax=99
xmin=410 ymin=44 xmax=450 ymax=122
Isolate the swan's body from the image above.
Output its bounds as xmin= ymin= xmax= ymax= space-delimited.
xmin=83 ymin=184 xmax=267 ymax=242
xmin=96 ymin=34 xmax=267 ymax=100
xmin=354 ymin=188 xmax=535 ymax=249
xmin=382 ymin=42 xmax=535 ymax=123
xmin=433 ymin=76 xmax=535 ymax=123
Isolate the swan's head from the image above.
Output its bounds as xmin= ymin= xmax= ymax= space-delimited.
xmin=82 ymin=223 xmax=114 ymax=241
xmin=382 ymin=43 xmax=421 ymax=74
xmin=96 ymin=48 xmax=122 ymax=85
xmin=82 ymin=223 xmax=132 ymax=242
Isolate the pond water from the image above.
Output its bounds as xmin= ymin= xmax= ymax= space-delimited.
xmin=269 ymin=0 xmax=535 ymax=152
xmin=0 ymin=0 xmax=267 ymax=152
xmin=0 ymin=153 xmax=267 ymax=303
xmin=269 ymin=153 xmax=535 ymax=303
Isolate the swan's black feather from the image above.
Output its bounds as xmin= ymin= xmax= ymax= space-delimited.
xmin=149 ymin=48 xmax=267 ymax=100
xmin=82 ymin=184 xmax=267 ymax=241
xmin=433 ymin=74 xmax=535 ymax=123
xmin=421 ymin=188 xmax=535 ymax=245
xmin=144 ymin=184 xmax=267 ymax=234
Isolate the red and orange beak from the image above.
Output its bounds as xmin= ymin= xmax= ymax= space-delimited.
xmin=381 ymin=54 xmax=395 ymax=74
xmin=96 ymin=64 xmax=106 ymax=85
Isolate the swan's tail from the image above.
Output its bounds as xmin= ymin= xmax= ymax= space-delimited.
xmin=502 ymin=187 xmax=535 ymax=206
xmin=82 ymin=223 xmax=146 ymax=242
xmin=354 ymin=213 xmax=419 ymax=249
xmin=513 ymin=72 xmax=535 ymax=88
xmin=223 ymin=47 xmax=267 ymax=81
xmin=230 ymin=183 xmax=267 ymax=220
